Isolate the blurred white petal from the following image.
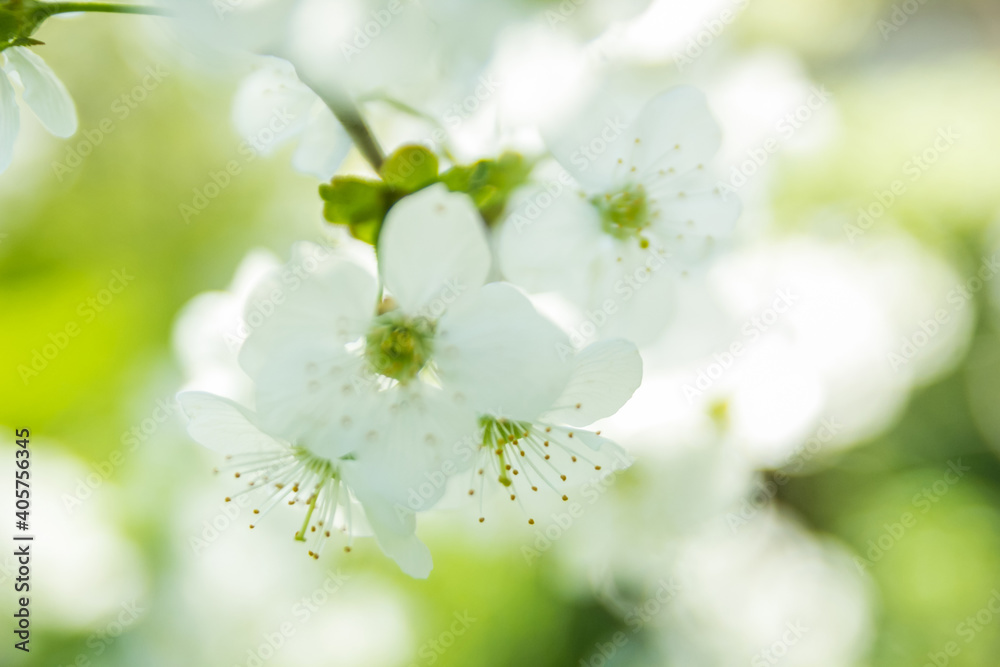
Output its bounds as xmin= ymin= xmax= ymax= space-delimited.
xmin=0 ymin=68 xmax=19 ymax=173
xmin=4 ymin=47 xmax=77 ymax=138
xmin=436 ymin=282 xmax=572 ymax=421
xmin=542 ymin=338 xmax=643 ymax=426
xmin=291 ymin=103 xmax=351 ymax=180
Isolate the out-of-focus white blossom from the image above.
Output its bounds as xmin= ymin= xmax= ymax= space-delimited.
xmin=0 ymin=47 xmax=77 ymax=173
xmin=499 ymin=87 xmax=740 ymax=344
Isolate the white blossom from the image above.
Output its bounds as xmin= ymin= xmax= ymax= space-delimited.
xmin=499 ymin=86 xmax=741 ymax=344
xmin=177 ymin=390 xmax=435 ymax=577
xmin=470 ymin=338 xmax=642 ymax=525
xmin=0 ymin=47 xmax=77 ymax=173
xmin=232 ymin=57 xmax=350 ymax=180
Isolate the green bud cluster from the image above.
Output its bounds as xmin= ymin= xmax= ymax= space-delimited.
xmin=320 ymin=144 xmax=533 ymax=247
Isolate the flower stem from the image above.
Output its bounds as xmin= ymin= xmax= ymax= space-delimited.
xmin=325 ymin=95 xmax=386 ymax=173
xmin=358 ymin=90 xmax=458 ymax=163
xmin=34 ymin=2 xmax=171 ymax=16
xmin=298 ymin=74 xmax=385 ymax=173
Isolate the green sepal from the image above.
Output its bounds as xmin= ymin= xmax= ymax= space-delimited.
xmin=440 ymin=152 xmax=534 ymax=225
xmin=0 ymin=8 xmax=23 ymax=46
xmin=380 ymin=144 xmax=439 ymax=192
xmin=320 ymin=147 xmax=534 ymax=246
xmin=321 ymin=145 xmax=440 ymax=247
xmin=319 ymin=176 xmax=394 ymax=246
xmin=1 ymin=1 xmax=51 ymax=49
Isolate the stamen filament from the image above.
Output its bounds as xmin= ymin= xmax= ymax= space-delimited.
xmin=295 ymin=493 xmax=319 ymax=541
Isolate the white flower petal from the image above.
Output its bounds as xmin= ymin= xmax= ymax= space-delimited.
xmin=436 ymin=282 xmax=573 ymax=422
xmin=541 ymin=339 xmax=642 ymax=427
xmin=379 ymin=184 xmax=491 ymax=314
xmin=291 ymin=103 xmax=350 ymax=180
xmin=568 ymin=429 xmax=632 ymax=461
xmin=498 ymin=184 xmax=606 ymax=302
xmin=173 ymin=291 xmax=253 ymax=394
xmin=545 ymin=86 xmax=722 ymax=193
xmin=575 ymin=242 xmax=677 ymax=346
xmin=631 ymin=86 xmax=722 ymax=181
xmin=290 ymin=0 xmax=442 ymax=98
xmin=172 ymin=0 xmax=300 ymax=56
xmin=177 ymin=391 xmax=286 ymax=456
xmin=515 ymin=424 xmax=633 ymax=495
xmin=173 ymin=248 xmax=280 ymax=401
xmin=349 ymin=384 xmax=479 ymax=510
xmin=252 ymin=342 xmax=367 ymax=460
xmin=231 ymin=56 xmax=313 ymax=154
xmin=238 ymin=242 xmax=377 ymax=377
xmin=345 ymin=470 xmax=432 ymax=579
xmin=0 ymin=70 xmax=19 ymax=173
xmin=503 ymin=181 xmax=681 ymax=345
xmin=543 ymin=94 xmax=634 ymax=191
xmin=4 ymin=48 xmax=76 ymax=138
xmin=650 ymin=181 xmax=741 ymax=235
xmin=649 ymin=184 xmax=741 ymax=270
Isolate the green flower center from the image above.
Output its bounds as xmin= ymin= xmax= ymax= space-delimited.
xmin=364 ymin=312 xmax=435 ymax=384
xmin=593 ymin=185 xmax=652 ymax=248
xmin=480 ymin=416 xmax=532 ymax=487
xmin=291 ymin=445 xmax=338 ymax=480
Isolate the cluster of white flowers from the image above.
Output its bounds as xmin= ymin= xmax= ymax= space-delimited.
xmin=173 ymin=88 xmax=737 ymax=575
xmin=1 ymin=0 xmax=739 ymax=577
xmin=160 ymin=0 xmax=743 ymax=577
xmin=178 ymin=184 xmax=650 ymax=577
xmin=500 ymin=85 xmax=741 ymax=344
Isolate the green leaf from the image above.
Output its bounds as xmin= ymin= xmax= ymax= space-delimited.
xmin=0 ymin=10 xmax=21 ymax=44
xmin=380 ymin=144 xmax=439 ymax=192
xmin=440 ymin=152 xmax=534 ymax=225
xmin=319 ymin=177 xmax=393 ymax=246
xmin=319 ymin=149 xmax=534 ymax=245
